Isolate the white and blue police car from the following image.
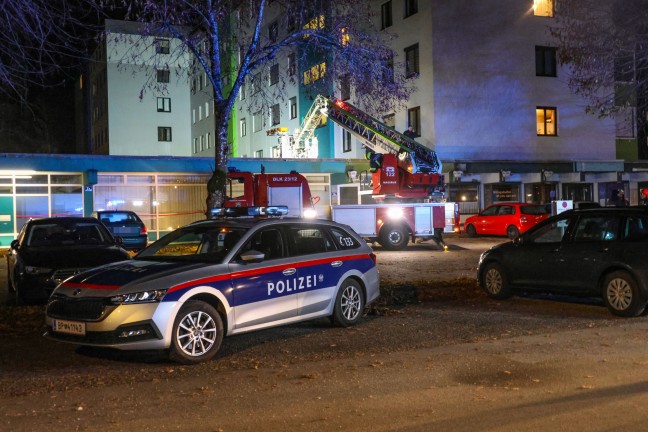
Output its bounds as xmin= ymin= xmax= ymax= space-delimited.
xmin=45 ymin=207 xmax=380 ymax=364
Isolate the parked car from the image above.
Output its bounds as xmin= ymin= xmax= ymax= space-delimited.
xmin=94 ymin=210 xmax=148 ymax=250
xmin=7 ymin=217 xmax=132 ymax=304
xmin=464 ymin=202 xmax=550 ymax=239
xmin=45 ymin=210 xmax=380 ymax=364
xmin=477 ymin=207 xmax=648 ymax=317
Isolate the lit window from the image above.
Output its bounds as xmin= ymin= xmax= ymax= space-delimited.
xmin=533 ymin=0 xmax=554 ymax=17
xmin=158 ymin=127 xmax=172 ymax=142
xmin=303 ymin=62 xmax=326 ymax=85
xmin=272 ymin=145 xmax=281 ymax=157
xmin=157 ymin=97 xmax=171 ymax=112
xmin=536 ymin=107 xmax=557 ymax=136
xmin=341 ymin=27 xmax=350 ymax=46
xmin=407 ymin=107 xmax=421 ymax=137
xmin=303 ymin=14 xmax=325 ymax=38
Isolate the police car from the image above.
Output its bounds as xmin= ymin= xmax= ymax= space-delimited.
xmin=45 ymin=207 xmax=380 ymax=364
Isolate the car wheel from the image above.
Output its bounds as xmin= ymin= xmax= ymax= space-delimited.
xmin=332 ymin=279 xmax=365 ymax=327
xmin=481 ymin=263 xmax=512 ymax=299
xmin=379 ymin=225 xmax=409 ymax=250
xmin=466 ymin=224 xmax=477 ymax=238
xmin=169 ymin=300 xmax=224 ymax=364
xmin=506 ymin=225 xmax=520 ymax=239
xmin=602 ymin=271 xmax=646 ymax=317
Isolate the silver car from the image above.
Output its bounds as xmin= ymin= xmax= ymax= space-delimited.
xmin=45 ymin=216 xmax=380 ymax=364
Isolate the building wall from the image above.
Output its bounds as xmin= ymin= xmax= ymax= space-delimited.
xmin=427 ymin=0 xmax=616 ymax=162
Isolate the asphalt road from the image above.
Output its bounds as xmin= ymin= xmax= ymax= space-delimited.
xmin=3 ymin=236 xmax=648 ymax=431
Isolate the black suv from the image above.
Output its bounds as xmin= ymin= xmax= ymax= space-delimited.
xmin=478 ymin=207 xmax=648 ymax=317
xmin=94 ymin=210 xmax=148 ymax=251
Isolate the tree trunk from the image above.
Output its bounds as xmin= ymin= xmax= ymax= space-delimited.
xmin=206 ymin=106 xmax=230 ymax=217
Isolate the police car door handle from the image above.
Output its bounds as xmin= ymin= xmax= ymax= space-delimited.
xmin=331 ymin=261 xmax=343 ymax=267
xmin=283 ymin=268 xmax=296 ymax=276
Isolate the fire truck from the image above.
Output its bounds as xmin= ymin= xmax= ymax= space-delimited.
xmin=226 ymin=95 xmax=459 ymax=250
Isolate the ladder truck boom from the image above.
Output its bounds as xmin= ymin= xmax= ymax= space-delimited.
xmin=317 ymin=95 xmax=442 ymax=174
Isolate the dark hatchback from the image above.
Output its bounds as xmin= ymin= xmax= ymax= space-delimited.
xmin=478 ymin=207 xmax=648 ymax=317
xmin=94 ymin=210 xmax=148 ymax=251
xmin=7 ymin=217 xmax=132 ymax=304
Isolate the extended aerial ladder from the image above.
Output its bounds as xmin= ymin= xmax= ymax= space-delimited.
xmin=318 ymin=95 xmax=442 ymax=174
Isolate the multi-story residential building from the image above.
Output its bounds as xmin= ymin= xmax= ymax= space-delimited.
xmin=76 ymin=19 xmax=192 ymax=157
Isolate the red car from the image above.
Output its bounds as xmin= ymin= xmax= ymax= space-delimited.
xmin=464 ymin=203 xmax=550 ymax=239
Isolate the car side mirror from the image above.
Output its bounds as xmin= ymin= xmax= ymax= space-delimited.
xmin=240 ymin=249 xmax=265 ymax=263
xmin=10 ymin=239 xmax=19 ymax=250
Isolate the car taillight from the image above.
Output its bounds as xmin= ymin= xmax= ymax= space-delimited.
xmin=140 ymin=225 xmax=148 ymax=235
xmin=369 ymin=252 xmax=377 ymax=264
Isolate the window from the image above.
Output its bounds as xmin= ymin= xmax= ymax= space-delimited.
xmin=156 ymin=69 xmax=170 ymax=83
xmin=270 ymin=63 xmax=279 ymax=85
xmin=614 ymin=53 xmax=635 ymax=82
xmin=536 ymin=107 xmax=557 ymax=136
xmin=272 ymin=145 xmax=281 ymax=158
xmin=158 ymin=127 xmax=172 ymax=142
xmin=288 ymin=53 xmax=296 ymax=76
xmin=404 ymin=44 xmax=419 ymax=78
xmin=303 ymin=14 xmax=325 ymax=36
xmin=199 ymin=105 xmax=202 ymax=121
xmin=207 ymin=132 xmax=211 ymax=149
xmin=268 ymin=20 xmax=279 ymax=43
xmin=271 ymin=103 xmax=280 ymax=126
xmin=157 ymin=97 xmax=171 ymax=112
xmin=404 ymin=0 xmax=418 ymax=18
xmin=381 ymin=1 xmax=393 ymax=29
xmin=240 ymin=82 xmax=246 ymax=100
xmin=255 ymin=150 xmax=263 ymax=158
xmin=253 ymin=111 xmax=263 ymax=132
xmin=240 ymin=118 xmax=247 ymax=137
xmin=193 ymin=138 xmax=198 ymax=153
xmin=289 ymin=97 xmax=297 ymax=119
xmin=303 ymin=62 xmax=326 ymax=85
xmin=536 ymin=46 xmax=557 ymax=77
xmin=533 ymin=0 xmax=554 ymax=17
xmin=340 ymin=75 xmax=351 ymax=101
xmin=342 ymin=130 xmax=352 ymax=153
xmin=407 ymin=107 xmax=421 ymax=137
xmin=200 ymin=135 xmax=205 ymax=151
xmin=383 ymin=54 xmax=394 ymax=83
xmin=192 ymin=109 xmax=196 ymax=124
xmin=155 ymin=39 xmax=170 ymax=54
xmin=340 ymin=27 xmax=350 ymax=46
xmin=205 ymin=102 xmax=210 ymax=118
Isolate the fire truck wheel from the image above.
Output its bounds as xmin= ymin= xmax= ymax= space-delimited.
xmin=331 ymin=278 xmax=365 ymax=327
xmin=169 ymin=300 xmax=224 ymax=364
xmin=379 ymin=225 xmax=409 ymax=250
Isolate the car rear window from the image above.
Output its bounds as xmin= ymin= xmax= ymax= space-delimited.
xmin=520 ymin=205 xmax=548 ymax=215
xmin=99 ymin=212 xmax=140 ymax=223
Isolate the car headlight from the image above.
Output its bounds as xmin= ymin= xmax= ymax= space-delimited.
xmin=24 ymin=266 xmax=52 ymax=275
xmin=110 ymin=289 xmax=167 ymax=304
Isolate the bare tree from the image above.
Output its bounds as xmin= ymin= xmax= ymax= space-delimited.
xmin=102 ymin=0 xmax=414 ymax=212
xmin=549 ymin=0 xmax=648 ymax=157
xmin=0 ymin=0 xmax=98 ymax=101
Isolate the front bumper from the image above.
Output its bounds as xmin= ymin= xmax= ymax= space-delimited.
xmin=45 ymin=300 xmax=177 ymax=350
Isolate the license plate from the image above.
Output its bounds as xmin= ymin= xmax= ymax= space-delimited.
xmin=53 ymin=319 xmax=86 ymax=336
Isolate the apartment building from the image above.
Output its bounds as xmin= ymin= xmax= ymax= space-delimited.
xmin=76 ymin=19 xmax=192 ymax=157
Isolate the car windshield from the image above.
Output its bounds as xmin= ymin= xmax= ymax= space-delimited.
xmin=136 ymin=225 xmax=248 ymax=263
xmin=27 ymin=221 xmax=113 ymax=247
xmin=520 ymin=205 xmax=549 ymax=215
